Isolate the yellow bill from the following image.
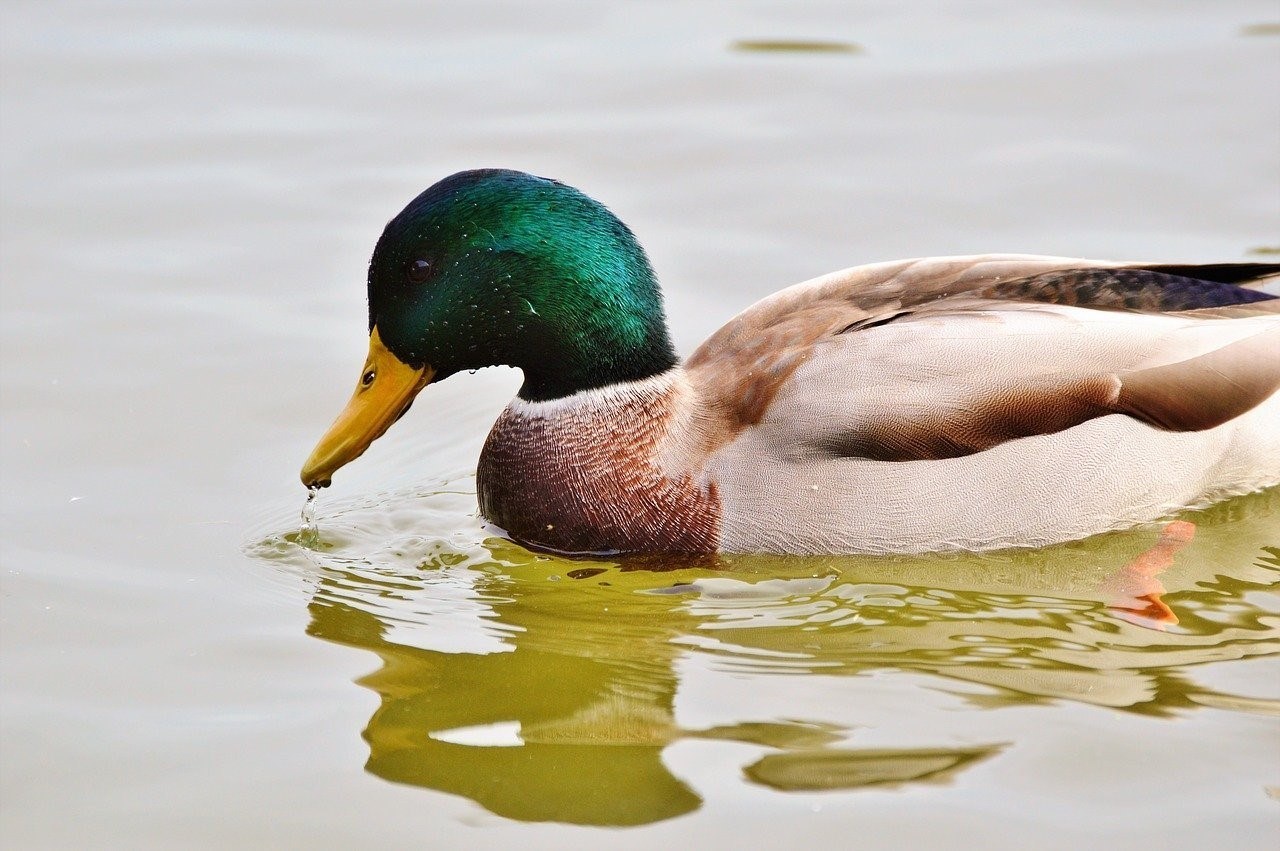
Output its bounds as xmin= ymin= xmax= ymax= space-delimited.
xmin=301 ymin=328 xmax=433 ymax=488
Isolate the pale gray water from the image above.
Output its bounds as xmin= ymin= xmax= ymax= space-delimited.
xmin=2 ymin=2 xmax=1279 ymax=848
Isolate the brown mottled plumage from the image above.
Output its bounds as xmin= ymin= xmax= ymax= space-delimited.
xmin=477 ymin=376 xmax=722 ymax=554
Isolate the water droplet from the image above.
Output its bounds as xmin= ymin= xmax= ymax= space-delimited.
xmin=299 ymin=487 xmax=320 ymax=547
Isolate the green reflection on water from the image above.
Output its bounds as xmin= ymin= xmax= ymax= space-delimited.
xmin=730 ymin=39 xmax=863 ymax=54
xmin=253 ymin=488 xmax=1279 ymax=826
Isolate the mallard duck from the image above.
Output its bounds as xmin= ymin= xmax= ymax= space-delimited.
xmin=301 ymin=169 xmax=1280 ymax=555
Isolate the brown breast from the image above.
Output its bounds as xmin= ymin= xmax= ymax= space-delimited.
xmin=475 ymin=378 xmax=722 ymax=555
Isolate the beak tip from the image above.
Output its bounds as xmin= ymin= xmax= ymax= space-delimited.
xmin=298 ymin=330 xmax=432 ymax=494
xmin=300 ymin=465 xmax=333 ymax=490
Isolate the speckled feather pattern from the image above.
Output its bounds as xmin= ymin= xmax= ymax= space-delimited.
xmin=476 ymin=373 xmax=721 ymax=554
xmin=981 ymin=268 xmax=1277 ymax=312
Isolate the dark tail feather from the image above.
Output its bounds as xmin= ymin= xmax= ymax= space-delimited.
xmin=984 ymin=266 xmax=1278 ymax=312
xmin=1135 ymin=263 xmax=1280 ymax=287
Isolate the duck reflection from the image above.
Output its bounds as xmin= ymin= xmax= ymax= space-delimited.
xmin=306 ymin=587 xmax=703 ymax=825
xmin=294 ymin=489 xmax=1279 ymax=826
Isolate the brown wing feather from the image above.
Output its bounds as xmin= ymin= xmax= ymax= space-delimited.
xmin=1117 ymin=327 xmax=1280 ymax=432
xmin=816 ymin=327 xmax=1280 ymax=461
xmin=980 ymin=268 xmax=1278 ymax=312
xmin=820 ymin=376 xmax=1122 ymax=462
xmin=687 ymin=257 xmax=1279 ymax=456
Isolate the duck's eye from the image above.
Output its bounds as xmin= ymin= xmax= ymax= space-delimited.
xmin=361 ymin=369 xmax=376 ymax=387
xmin=406 ymin=258 xmax=432 ymax=284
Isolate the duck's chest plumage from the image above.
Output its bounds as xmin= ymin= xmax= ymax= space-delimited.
xmin=476 ymin=373 xmax=722 ymax=554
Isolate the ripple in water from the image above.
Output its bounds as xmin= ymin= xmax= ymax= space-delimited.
xmin=243 ymin=484 xmax=1280 ymax=713
xmin=238 ymin=484 xmax=1280 ymax=823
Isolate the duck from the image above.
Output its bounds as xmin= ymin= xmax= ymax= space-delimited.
xmin=301 ymin=169 xmax=1280 ymax=555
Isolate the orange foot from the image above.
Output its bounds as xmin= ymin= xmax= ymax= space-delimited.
xmin=1104 ymin=520 xmax=1196 ymax=629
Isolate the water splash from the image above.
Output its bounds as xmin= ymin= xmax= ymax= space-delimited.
xmin=298 ymin=486 xmax=320 ymax=548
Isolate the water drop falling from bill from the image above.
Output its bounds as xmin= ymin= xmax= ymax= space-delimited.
xmin=299 ymin=486 xmax=320 ymax=548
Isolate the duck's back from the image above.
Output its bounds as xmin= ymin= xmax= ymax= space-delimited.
xmin=688 ymin=255 xmax=1280 ymax=553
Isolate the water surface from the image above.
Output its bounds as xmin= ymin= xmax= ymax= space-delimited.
xmin=246 ymin=487 xmax=1280 ymax=831
xmin=2 ymin=2 xmax=1278 ymax=848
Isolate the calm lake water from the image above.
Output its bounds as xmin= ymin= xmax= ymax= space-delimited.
xmin=3 ymin=2 xmax=1279 ymax=848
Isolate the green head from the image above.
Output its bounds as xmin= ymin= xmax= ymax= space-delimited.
xmin=300 ymin=170 xmax=677 ymax=488
xmin=368 ymin=169 xmax=677 ymax=401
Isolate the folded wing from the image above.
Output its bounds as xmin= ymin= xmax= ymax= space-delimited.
xmin=687 ymin=256 xmax=1280 ymax=462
